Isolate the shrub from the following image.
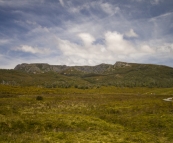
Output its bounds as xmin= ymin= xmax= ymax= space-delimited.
xmin=36 ymin=96 xmax=43 ymax=101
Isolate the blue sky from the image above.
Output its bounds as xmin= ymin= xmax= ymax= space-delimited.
xmin=0 ymin=0 xmax=173 ymax=68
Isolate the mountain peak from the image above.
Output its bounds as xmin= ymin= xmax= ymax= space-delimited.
xmin=114 ymin=61 xmax=131 ymax=67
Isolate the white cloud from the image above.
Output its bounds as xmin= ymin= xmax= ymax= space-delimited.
xmin=67 ymin=2 xmax=90 ymax=13
xmin=67 ymin=1 xmax=120 ymax=17
xmin=105 ymin=31 xmax=136 ymax=54
xmin=0 ymin=39 xmax=10 ymax=45
xmin=100 ymin=3 xmax=120 ymax=15
xmin=125 ymin=29 xmax=138 ymax=38
xmin=132 ymin=0 xmax=162 ymax=5
xmin=0 ymin=0 xmax=44 ymax=7
xmin=54 ymin=31 xmax=140 ymax=65
xmin=55 ymin=30 xmax=173 ymax=66
xmin=140 ymin=45 xmax=155 ymax=53
xmin=151 ymin=0 xmax=161 ymax=5
xmin=59 ymin=0 xmax=64 ymax=7
xmin=156 ymin=43 xmax=173 ymax=54
xmin=15 ymin=45 xmax=49 ymax=54
xmin=26 ymin=20 xmax=37 ymax=26
xmin=1 ymin=0 xmax=173 ymax=68
xmin=78 ymin=33 xmax=95 ymax=45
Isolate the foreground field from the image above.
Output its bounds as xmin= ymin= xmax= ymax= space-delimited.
xmin=0 ymin=86 xmax=173 ymax=142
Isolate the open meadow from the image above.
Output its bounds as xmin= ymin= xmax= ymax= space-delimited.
xmin=0 ymin=85 xmax=173 ymax=143
xmin=1 ymin=0 xmax=173 ymax=142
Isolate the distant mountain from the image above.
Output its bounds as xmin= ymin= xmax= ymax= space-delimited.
xmin=14 ymin=61 xmax=131 ymax=74
xmin=0 ymin=61 xmax=173 ymax=88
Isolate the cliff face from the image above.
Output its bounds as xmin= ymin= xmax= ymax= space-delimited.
xmin=74 ymin=64 xmax=112 ymax=74
xmin=5 ymin=61 xmax=173 ymax=88
xmin=14 ymin=62 xmax=120 ymax=74
xmin=114 ymin=61 xmax=131 ymax=67
xmin=14 ymin=63 xmax=68 ymax=73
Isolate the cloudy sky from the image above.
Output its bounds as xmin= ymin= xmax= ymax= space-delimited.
xmin=0 ymin=0 xmax=173 ymax=68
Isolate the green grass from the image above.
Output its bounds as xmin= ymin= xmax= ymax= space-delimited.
xmin=1 ymin=84 xmax=173 ymax=95
xmin=0 ymin=86 xmax=173 ymax=142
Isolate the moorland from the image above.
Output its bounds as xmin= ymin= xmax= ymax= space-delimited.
xmin=0 ymin=61 xmax=173 ymax=142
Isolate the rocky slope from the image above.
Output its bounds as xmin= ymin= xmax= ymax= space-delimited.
xmin=14 ymin=63 xmax=68 ymax=73
xmin=14 ymin=62 xmax=124 ymax=74
xmin=1 ymin=61 xmax=171 ymax=88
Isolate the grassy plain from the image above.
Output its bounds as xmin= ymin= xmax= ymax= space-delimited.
xmin=0 ymin=85 xmax=173 ymax=142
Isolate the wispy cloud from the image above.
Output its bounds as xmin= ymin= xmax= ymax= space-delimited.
xmin=78 ymin=33 xmax=95 ymax=46
xmin=0 ymin=39 xmax=11 ymax=45
xmin=125 ymin=29 xmax=138 ymax=38
xmin=15 ymin=45 xmax=49 ymax=54
xmin=59 ymin=0 xmax=64 ymax=7
xmin=100 ymin=3 xmax=120 ymax=15
xmin=55 ymin=30 xmax=167 ymax=66
xmin=0 ymin=0 xmax=173 ymax=68
xmin=150 ymin=0 xmax=162 ymax=5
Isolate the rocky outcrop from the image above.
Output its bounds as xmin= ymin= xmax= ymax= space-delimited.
xmin=14 ymin=62 xmax=131 ymax=74
xmin=114 ymin=61 xmax=131 ymax=68
xmin=14 ymin=63 xmax=42 ymax=73
xmin=74 ymin=63 xmax=112 ymax=74
xmin=14 ymin=63 xmax=68 ymax=73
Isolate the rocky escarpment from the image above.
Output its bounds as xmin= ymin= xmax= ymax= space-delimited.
xmin=14 ymin=62 xmax=131 ymax=74
xmin=14 ymin=63 xmax=68 ymax=73
xmin=5 ymin=61 xmax=173 ymax=88
xmin=114 ymin=61 xmax=131 ymax=67
xmin=74 ymin=63 xmax=112 ymax=73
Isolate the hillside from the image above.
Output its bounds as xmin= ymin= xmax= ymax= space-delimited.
xmin=1 ymin=61 xmax=173 ymax=88
xmin=14 ymin=62 xmax=113 ymax=74
xmin=1 ymin=62 xmax=173 ymax=143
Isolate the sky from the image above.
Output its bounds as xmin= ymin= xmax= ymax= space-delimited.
xmin=0 ymin=0 xmax=173 ymax=69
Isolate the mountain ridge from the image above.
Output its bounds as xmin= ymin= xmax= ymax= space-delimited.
xmin=14 ymin=61 xmax=169 ymax=74
xmin=1 ymin=61 xmax=173 ymax=88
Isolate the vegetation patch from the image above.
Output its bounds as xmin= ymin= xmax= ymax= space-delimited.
xmin=0 ymin=86 xmax=173 ymax=142
xmin=36 ymin=95 xmax=43 ymax=101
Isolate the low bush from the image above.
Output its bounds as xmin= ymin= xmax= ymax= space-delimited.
xmin=36 ymin=95 xmax=43 ymax=100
